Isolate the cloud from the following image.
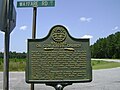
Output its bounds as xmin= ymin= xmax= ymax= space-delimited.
xmin=0 ymin=48 xmax=4 ymax=52
xmin=81 ymin=35 xmax=93 ymax=39
xmin=80 ymin=17 xmax=92 ymax=22
xmin=112 ymin=26 xmax=119 ymax=30
xmin=0 ymin=31 xmax=4 ymax=34
xmin=20 ymin=25 xmax=27 ymax=30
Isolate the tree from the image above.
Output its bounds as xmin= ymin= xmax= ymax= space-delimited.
xmin=91 ymin=32 xmax=120 ymax=59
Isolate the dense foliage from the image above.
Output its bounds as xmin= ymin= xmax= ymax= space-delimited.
xmin=91 ymin=32 xmax=120 ymax=59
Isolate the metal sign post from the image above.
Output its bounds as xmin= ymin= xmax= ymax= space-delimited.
xmin=46 ymin=83 xmax=72 ymax=90
xmin=3 ymin=26 xmax=10 ymax=90
xmin=32 ymin=7 xmax=37 ymax=39
xmin=17 ymin=1 xmax=55 ymax=89
xmin=31 ymin=6 xmax=37 ymax=90
xmin=3 ymin=0 xmax=10 ymax=90
xmin=0 ymin=0 xmax=16 ymax=90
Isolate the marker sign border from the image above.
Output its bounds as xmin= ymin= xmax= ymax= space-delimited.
xmin=26 ymin=25 xmax=92 ymax=83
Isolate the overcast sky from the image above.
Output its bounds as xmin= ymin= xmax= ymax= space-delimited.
xmin=0 ymin=0 xmax=120 ymax=52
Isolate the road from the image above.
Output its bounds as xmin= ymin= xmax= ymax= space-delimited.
xmin=0 ymin=67 xmax=120 ymax=90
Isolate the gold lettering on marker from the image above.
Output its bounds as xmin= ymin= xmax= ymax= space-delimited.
xmin=44 ymin=48 xmax=54 ymax=51
xmin=64 ymin=48 xmax=74 ymax=51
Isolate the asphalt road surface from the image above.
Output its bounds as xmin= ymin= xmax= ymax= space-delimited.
xmin=0 ymin=67 xmax=120 ymax=90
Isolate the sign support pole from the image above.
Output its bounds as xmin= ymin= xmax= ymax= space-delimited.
xmin=3 ymin=29 xmax=10 ymax=90
xmin=54 ymin=84 xmax=63 ymax=90
xmin=31 ymin=7 xmax=37 ymax=90
xmin=46 ymin=83 xmax=72 ymax=90
xmin=32 ymin=7 xmax=37 ymax=39
xmin=3 ymin=0 xmax=11 ymax=89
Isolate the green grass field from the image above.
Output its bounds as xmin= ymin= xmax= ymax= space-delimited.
xmin=0 ymin=58 xmax=120 ymax=71
xmin=91 ymin=60 xmax=120 ymax=70
xmin=0 ymin=58 xmax=26 ymax=71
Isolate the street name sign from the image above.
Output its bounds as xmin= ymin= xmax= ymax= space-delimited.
xmin=17 ymin=0 xmax=55 ymax=7
xmin=26 ymin=25 xmax=92 ymax=83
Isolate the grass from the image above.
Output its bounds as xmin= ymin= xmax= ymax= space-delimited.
xmin=91 ymin=60 xmax=120 ymax=70
xmin=0 ymin=58 xmax=26 ymax=71
xmin=0 ymin=58 xmax=120 ymax=71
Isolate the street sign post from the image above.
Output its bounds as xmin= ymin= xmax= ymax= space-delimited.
xmin=31 ymin=6 xmax=37 ymax=90
xmin=17 ymin=0 xmax=55 ymax=90
xmin=17 ymin=0 xmax=55 ymax=7
xmin=0 ymin=0 xmax=16 ymax=90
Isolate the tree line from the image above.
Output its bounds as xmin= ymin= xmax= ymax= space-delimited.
xmin=0 ymin=51 xmax=26 ymax=59
xmin=91 ymin=32 xmax=120 ymax=59
xmin=0 ymin=32 xmax=120 ymax=59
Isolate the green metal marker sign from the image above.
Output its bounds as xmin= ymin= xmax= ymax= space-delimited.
xmin=26 ymin=25 xmax=92 ymax=83
xmin=17 ymin=0 xmax=55 ymax=7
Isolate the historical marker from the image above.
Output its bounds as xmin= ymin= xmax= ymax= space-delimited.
xmin=26 ymin=25 xmax=92 ymax=83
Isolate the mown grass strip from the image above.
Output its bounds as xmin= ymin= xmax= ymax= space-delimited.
xmin=91 ymin=60 xmax=120 ymax=70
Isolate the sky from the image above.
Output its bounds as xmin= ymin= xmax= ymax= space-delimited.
xmin=0 ymin=0 xmax=120 ymax=52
